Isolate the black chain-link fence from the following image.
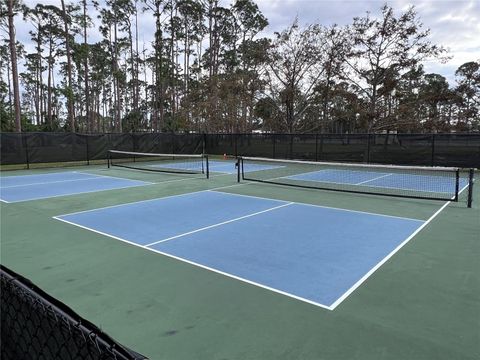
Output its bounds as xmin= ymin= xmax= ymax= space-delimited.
xmin=1 ymin=132 xmax=479 ymax=168
xmin=0 ymin=265 xmax=147 ymax=360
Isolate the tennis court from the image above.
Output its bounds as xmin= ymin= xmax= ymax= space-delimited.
xmin=0 ymin=171 xmax=151 ymax=203
xmin=1 ymin=153 xmax=479 ymax=360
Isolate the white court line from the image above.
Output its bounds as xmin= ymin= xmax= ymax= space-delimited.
xmin=1 ymin=183 xmax=155 ymax=204
xmin=53 ymin=174 xmax=246 ymax=217
xmin=332 ymin=155 xmax=469 ymax=310
xmin=0 ymin=175 xmax=106 ymax=189
xmin=55 ymin=189 xmax=217 ymax=217
xmin=145 ymin=202 xmax=293 ymax=247
xmin=52 ymin=185 xmax=463 ymax=311
xmin=209 ymin=190 xmax=425 ymax=222
xmin=1 ymin=170 xmax=232 ymax=205
xmin=52 ymin=212 xmax=332 ymax=311
xmin=329 ymin=199 xmax=450 ymax=310
xmin=355 ymin=173 xmax=393 ymax=185
xmin=52 ymin=171 xmax=472 ymax=310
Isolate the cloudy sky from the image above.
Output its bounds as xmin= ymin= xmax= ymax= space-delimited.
xmin=15 ymin=0 xmax=480 ymax=84
xmin=254 ymin=0 xmax=479 ymax=82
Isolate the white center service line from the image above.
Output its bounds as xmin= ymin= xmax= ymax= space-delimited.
xmin=355 ymin=173 xmax=393 ymax=185
xmin=144 ymin=202 xmax=294 ymax=247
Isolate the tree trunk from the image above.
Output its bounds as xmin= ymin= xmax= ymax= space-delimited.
xmin=61 ymin=0 xmax=75 ymax=131
xmin=47 ymin=36 xmax=53 ymax=127
xmin=83 ymin=0 xmax=91 ymax=132
xmin=7 ymin=0 xmax=21 ymax=132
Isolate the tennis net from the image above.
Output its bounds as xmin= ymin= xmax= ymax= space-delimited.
xmin=108 ymin=150 xmax=209 ymax=178
xmin=237 ymin=157 xmax=475 ymax=206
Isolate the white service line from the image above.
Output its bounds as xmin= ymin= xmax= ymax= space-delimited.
xmin=355 ymin=173 xmax=393 ymax=185
xmin=145 ymin=202 xmax=293 ymax=247
xmin=328 ymin=199 xmax=451 ymax=310
xmin=2 ymin=183 xmax=154 ymax=204
xmin=0 ymin=175 xmax=103 ymax=188
xmin=209 ymin=190 xmax=425 ymax=222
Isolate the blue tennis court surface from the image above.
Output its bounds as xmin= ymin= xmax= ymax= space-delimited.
xmin=287 ymin=169 xmax=468 ymax=194
xmin=55 ymin=190 xmax=424 ymax=309
xmin=153 ymin=160 xmax=282 ymax=174
xmin=0 ymin=171 xmax=151 ymax=203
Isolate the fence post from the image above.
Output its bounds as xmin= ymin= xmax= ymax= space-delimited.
xmin=319 ymin=134 xmax=324 ymax=161
xmin=85 ymin=134 xmax=90 ymax=165
xmin=203 ymin=133 xmax=207 ymax=154
xmin=234 ymin=133 xmax=238 ymax=157
xmin=315 ymin=134 xmax=318 ymax=161
xmin=272 ymin=133 xmax=276 ymax=159
xmin=22 ymin=132 xmax=30 ymax=170
xmin=366 ymin=133 xmax=371 ymax=163
xmin=289 ymin=133 xmax=294 ymax=159
xmin=431 ymin=134 xmax=436 ymax=166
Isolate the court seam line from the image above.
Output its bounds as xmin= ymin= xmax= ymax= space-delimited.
xmin=1 ymin=183 xmax=154 ymax=203
xmin=209 ymin=190 xmax=425 ymax=222
xmin=144 ymin=202 xmax=294 ymax=247
xmin=328 ymin=200 xmax=450 ymax=310
xmin=355 ymin=173 xmax=393 ymax=185
xmin=52 ymin=214 xmax=333 ymax=310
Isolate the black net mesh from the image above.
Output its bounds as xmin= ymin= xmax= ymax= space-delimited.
xmin=108 ymin=150 xmax=208 ymax=177
xmin=239 ymin=157 xmax=469 ymax=202
xmin=0 ymin=265 xmax=147 ymax=360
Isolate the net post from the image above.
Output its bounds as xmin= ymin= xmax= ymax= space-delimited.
xmin=236 ymin=157 xmax=241 ymax=182
xmin=107 ymin=150 xmax=110 ymax=168
xmin=205 ymin=154 xmax=209 ymax=179
xmin=454 ymin=169 xmax=459 ymax=202
xmin=22 ymin=132 xmax=30 ymax=170
xmin=467 ymin=168 xmax=474 ymax=208
xmin=241 ymin=157 xmax=245 ymax=180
